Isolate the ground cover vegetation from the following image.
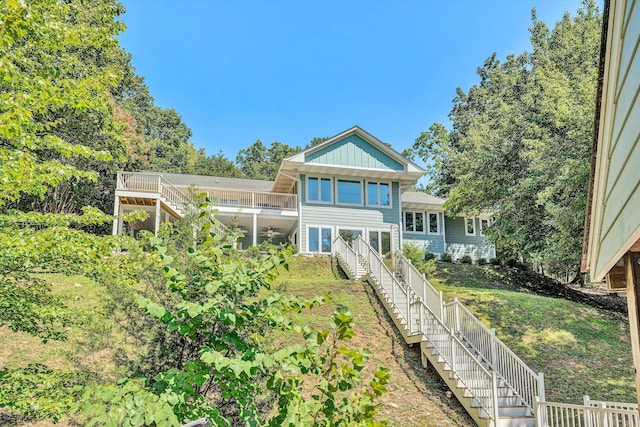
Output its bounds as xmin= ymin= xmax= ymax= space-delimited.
xmin=405 ymin=0 xmax=602 ymax=283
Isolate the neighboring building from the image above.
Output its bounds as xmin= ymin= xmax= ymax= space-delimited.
xmin=582 ymin=0 xmax=640 ymax=401
xmin=113 ymin=126 xmax=494 ymax=260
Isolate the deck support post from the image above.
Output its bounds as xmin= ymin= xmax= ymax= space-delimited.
xmin=624 ymin=252 xmax=640 ymax=402
xmin=252 ymin=213 xmax=258 ymax=247
xmin=112 ymin=196 xmax=121 ymax=236
xmin=154 ymin=197 xmax=161 ymax=236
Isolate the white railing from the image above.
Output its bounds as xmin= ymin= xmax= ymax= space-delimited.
xmin=395 ymin=250 xmax=443 ymax=319
xmin=334 ymin=236 xmax=360 ymax=278
xmin=535 ymin=396 xmax=639 ymax=427
xmin=355 ymin=238 xmax=418 ymax=335
xmin=193 ymin=188 xmax=297 ymax=211
xmin=444 ymin=298 xmax=544 ymax=412
xmin=117 ymin=172 xmax=228 ymax=237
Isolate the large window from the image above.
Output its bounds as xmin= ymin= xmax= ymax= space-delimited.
xmin=308 ymin=226 xmax=332 ymax=253
xmin=465 ymin=217 xmax=476 ymax=236
xmin=428 ymin=213 xmax=439 ymax=234
xmin=307 ymin=177 xmax=331 ymax=203
xmin=404 ymin=211 xmax=424 ymax=233
xmin=366 ymin=182 xmax=390 ymax=207
xmin=336 ymin=179 xmax=362 ymax=205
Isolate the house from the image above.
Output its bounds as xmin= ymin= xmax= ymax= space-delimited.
xmin=582 ymin=0 xmax=640 ymax=401
xmin=113 ymin=126 xmax=494 ymax=260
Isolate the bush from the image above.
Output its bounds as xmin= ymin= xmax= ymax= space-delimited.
xmin=424 ymin=251 xmax=436 ymax=261
xmin=477 ymin=258 xmax=487 ymax=266
xmin=403 ymin=243 xmax=425 ymax=264
xmin=460 ymin=255 xmax=472 ymax=264
xmin=490 ymin=257 xmax=501 ymax=266
xmin=440 ymin=253 xmax=452 ymax=263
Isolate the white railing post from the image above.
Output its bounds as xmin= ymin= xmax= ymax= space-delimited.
xmin=158 ymin=175 xmax=162 ymax=194
xmin=422 ymin=273 xmax=427 ymax=302
xmin=490 ymin=328 xmax=497 ymax=367
xmin=450 ymin=328 xmax=456 ymax=373
xmin=492 ymin=371 xmax=499 ymax=423
xmin=407 ymin=290 xmax=412 ymax=334
xmin=538 ymin=372 xmax=545 ymax=402
xmin=252 ymin=192 xmax=255 ymax=208
xmin=454 ymin=298 xmax=460 ymax=335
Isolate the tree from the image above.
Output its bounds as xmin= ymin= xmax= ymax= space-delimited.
xmin=236 ymin=140 xmax=301 ymax=180
xmin=418 ymin=0 xmax=601 ymax=279
xmin=190 ymin=149 xmax=243 ymax=177
xmin=79 ymin=219 xmax=390 ymax=426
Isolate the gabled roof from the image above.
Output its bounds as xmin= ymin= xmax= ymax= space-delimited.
xmin=273 ymin=126 xmax=425 ymax=193
xmin=401 ymin=191 xmax=446 ymax=210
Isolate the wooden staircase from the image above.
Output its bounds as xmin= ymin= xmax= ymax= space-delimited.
xmin=334 ymin=236 xmax=543 ymax=427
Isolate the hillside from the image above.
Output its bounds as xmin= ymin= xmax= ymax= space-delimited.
xmin=0 ymin=256 xmax=635 ymax=426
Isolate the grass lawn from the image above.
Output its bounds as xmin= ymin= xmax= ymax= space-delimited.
xmin=430 ymin=263 xmax=636 ymax=403
xmin=1 ymin=255 xmax=636 ymax=426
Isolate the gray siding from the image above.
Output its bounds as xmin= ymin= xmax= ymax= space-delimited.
xmin=444 ymin=216 xmax=495 ymax=260
xmin=596 ymin=0 xmax=640 ymax=277
xmin=402 ymin=211 xmax=445 ymax=254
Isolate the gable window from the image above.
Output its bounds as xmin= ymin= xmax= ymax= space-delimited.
xmin=428 ymin=213 xmax=439 ymax=234
xmin=404 ymin=211 xmax=424 ymax=233
xmin=465 ymin=217 xmax=476 ymax=236
xmin=366 ymin=182 xmax=390 ymax=207
xmin=307 ymin=177 xmax=331 ymax=203
xmin=308 ymin=226 xmax=332 ymax=253
xmin=336 ymin=179 xmax=362 ymax=205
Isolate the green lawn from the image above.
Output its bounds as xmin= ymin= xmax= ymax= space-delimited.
xmin=1 ymin=256 xmax=635 ymax=426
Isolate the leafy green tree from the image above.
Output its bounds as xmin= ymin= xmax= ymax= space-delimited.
xmin=418 ymin=1 xmax=601 ymax=279
xmin=236 ymin=140 xmax=301 ymax=180
xmin=190 ymin=149 xmax=243 ymax=177
xmin=80 ymin=218 xmax=389 ymax=426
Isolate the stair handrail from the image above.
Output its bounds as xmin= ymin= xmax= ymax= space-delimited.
xmin=333 ymin=235 xmax=359 ymax=277
xmin=394 ymin=250 xmax=444 ymax=320
xmin=416 ymin=300 xmax=499 ymax=422
xmin=355 ymin=237 xmax=415 ymax=334
xmin=444 ymin=298 xmax=544 ymax=412
xmin=535 ymin=396 xmax=640 ymax=427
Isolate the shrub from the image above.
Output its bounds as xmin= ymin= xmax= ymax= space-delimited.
xmin=460 ymin=255 xmax=472 ymax=264
xmin=477 ymin=257 xmax=487 ymax=266
xmin=403 ymin=243 xmax=425 ymax=264
xmin=490 ymin=257 xmax=501 ymax=266
xmin=424 ymin=251 xmax=436 ymax=261
xmin=440 ymin=253 xmax=452 ymax=263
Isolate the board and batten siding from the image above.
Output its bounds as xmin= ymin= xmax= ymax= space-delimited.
xmin=305 ymin=134 xmax=404 ymax=171
xmin=444 ymin=216 xmax=495 ymax=260
xmin=593 ymin=0 xmax=640 ymax=279
xmin=402 ymin=212 xmax=445 ymax=254
xmin=299 ymin=175 xmax=401 ymax=253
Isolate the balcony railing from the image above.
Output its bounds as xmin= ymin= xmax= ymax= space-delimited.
xmin=116 ymin=172 xmax=297 ymax=211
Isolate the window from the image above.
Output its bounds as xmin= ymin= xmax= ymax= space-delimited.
xmin=428 ymin=213 xmax=439 ymax=234
xmin=404 ymin=211 xmax=424 ymax=233
xmin=465 ymin=217 xmax=476 ymax=236
xmin=308 ymin=226 xmax=332 ymax=253
xmin=366 ymin=182 xmax=390 ymax=207
xmin=369 ymin=231 xmax=391 ymax=254
xmin=480 ymin=218 xmax=490 ymax=236
xmin=307 ymin=177 xmax=331 ymax=203
xmin=339 ymin=229 xmax=363 ymax=246
xmin=336 ymin=179 xmax=362 ymax=205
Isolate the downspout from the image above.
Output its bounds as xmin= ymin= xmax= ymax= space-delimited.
xmin=441 ymin=211 xmax=447 ymax=255
xmin=278 ymin=170 xmax=302 ymax=252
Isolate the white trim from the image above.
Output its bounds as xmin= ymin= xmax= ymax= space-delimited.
xmin=479 ymin=216 xmax=491 ymax=237
xmin=306 ymin=224 xmax=334 ymax=254
xmin=367 ymin=228 xmax=392 ymax=254
xmin=335 ymin=178 xmax=364 ymax=206
xmin=365 ymin=180 xmax=393 ymax=209
xmin=465 ymin=217 xmax=476 ymax=236
xmin=427 ymin=211 xmax=440 ymax=235
xmin=403 ymin=211 xmax=425 ymax=234
xmin=305 ymin=175 xmax=333 ymax=204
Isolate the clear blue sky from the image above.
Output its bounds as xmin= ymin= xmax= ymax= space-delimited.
xmin=118 ymin=0 xmax=596 ymax=159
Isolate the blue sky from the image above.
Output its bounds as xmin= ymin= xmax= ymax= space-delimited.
xmin=118 ymin=0 xmax=596 ymax=159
